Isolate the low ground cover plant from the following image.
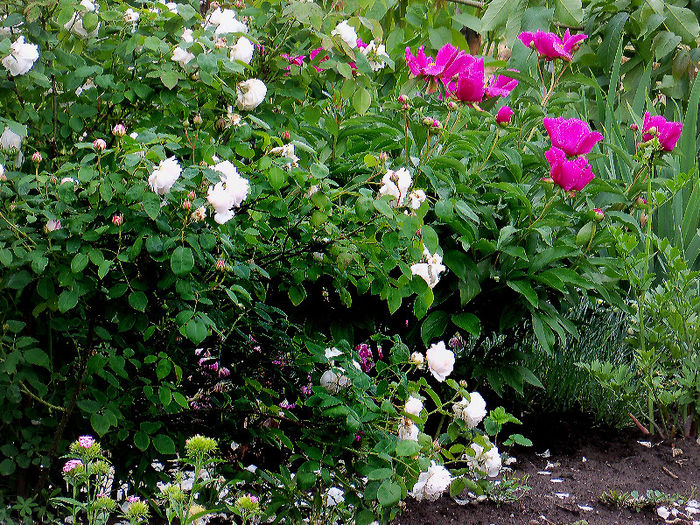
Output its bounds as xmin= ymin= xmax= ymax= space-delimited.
xmin=0 ymin=0 xmax=697 ymax=522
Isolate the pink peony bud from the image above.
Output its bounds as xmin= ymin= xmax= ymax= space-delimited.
xmin=635 ymin=196 xmax=647 ymax=207
xmin=592 ymin=208 xmax=604 ymax=221
xmin=112 ymin=124 xmax=126 ymax=137
xmin=398 ymin=94 xmax=408 ymax=104
xmin=112 ymin=214 xmax=123 ymax=226
xmin=182 ymin=200 xmax=192 ymax=210
xmin=32 ymin=152 xmax=42 ymax=163
xmin=193 ymin=114 xmax=203 ymax=126
xmin=495 ymin=106 xmax=514 ymax=125
xmin=422 ymin=117 xmax=434 ymax=126
xmin=51 ymin=176 xmax=57 ymax=184
xmin=629 ymin=123 xmax=638 ymax=131
xmin=93 ymin=139 xmax=107 ymax=152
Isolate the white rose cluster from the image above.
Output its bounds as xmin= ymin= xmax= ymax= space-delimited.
xmin=207 ymin=8 xmax=247 ymax=35
xmin=397 ymin=418 xmax=419 ymax=441
xmin=453 ymin=391 xmax=487 ymax=429
xmin=411 ymin=463 xmax=451 ymax=501
xmin=2 ymin=37 xmax=39 ymax=77
xmin=64 ymin=0 xmax=100 ymax=39
xmin=172 ymin=46 xmax=195 ymax=67
xmin=148 ymin=157 xmax=182 ymax=195
xmin=378 ymin=167 xmax=411 ymax=206
xmin=331 ymin=20 xmax=357 ymax=49
xmin=410 ymin=247 xmax=446 ymax=289
xmin=467 ymin=443 xmax=502 ymax=477
xmin=236 ymin=79 xmax=267 ymax=111
xmin=320 ymin=369 xmax=351 ymax=394
xmin=206 ymin=160 xmax=250 ymax=224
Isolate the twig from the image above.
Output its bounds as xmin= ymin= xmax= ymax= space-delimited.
xmin=662 ymin=466 xmax=679 ymax=480
xmin=629 ymin=412 xmax=650 ymax=435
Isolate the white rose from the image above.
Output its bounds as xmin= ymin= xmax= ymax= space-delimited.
xmin=64 ymin=0 xmax=99 ymax=38
xmin=378 ymin=167 xmax=411 ymax=206
xmin=412 ymin=463 xmax=451 ymax=501
xmin=404 ymin=396 xmax=423 ymax=417
xmin=230 ymin=36 xmax=254 ymax=64
xmin=361 ymin=40 xmax=389 ymax=71
xmin=453 ymin=392 xmax=487 ymax=429
xmin=408 ymin=189 xmax=426 ymax=209
xmin=148 ymin=157 xmax=181 ymax=195
xmin=44 ymin=219 xmax=62 ymax=232
xmin=2 ymin=37 xmax=40 ymax=76
xmin=468 ymin=443 xmax=501 ymax=477
xmin=1 ymin=127 xmax=22 ymax=152
xmin=325 ymin=487 xmax=344 ymax=506
xmin=397 ymin=419 xmax=419 ymax=441
xmin=410 ymin=351 xmax=424 ymax=367
xmin=181 ymin=29 xmax=194 ymax=43
xmin=124 ymin=8 xmax=139 ymax=23
xmin=172 ymin=46 xmax=195 ymax=67
xmin=206 ymin=160 xmax=249 ymax=224
xmin=411 ymin=248 xmax=446 ymax=289
xmin=426 ymin=341 xmax=454 ymax=382
xmin=320 ymin=369 xmax=350 ymax=394
xmin=325 ymin=347 xmax=343 ymax=360
xmin=208 ymin=8 xmax=247 ymax=35
xmin=236 ymin=78 xmax=266 ymax=111
xmin=331 ymin=20 xmax=357 ymax=49
xmin=159 ymin=0 xmax=178 ymax=14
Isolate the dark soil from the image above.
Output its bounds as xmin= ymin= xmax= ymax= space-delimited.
xmin=396 ymin=413 xmax=700 ymax=525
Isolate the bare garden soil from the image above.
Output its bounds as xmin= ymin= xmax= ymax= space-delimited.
xmin=396 ymin=414 xmax=700 ymax=525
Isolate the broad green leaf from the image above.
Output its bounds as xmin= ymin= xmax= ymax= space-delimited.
xmin=507 ymin=280 xmax=538 ymax=307
xmin=377 ymin=480 xmax=402 ymax=507
xmin=152 ymin=434 xmax=175 ymax=455
xmin=452 ymin=312 xmax=481 ymax=337
xmin=554 ymin=0 xmax=583 ymax=26
xmin=171 ymin=246 xmax=194 ymax=276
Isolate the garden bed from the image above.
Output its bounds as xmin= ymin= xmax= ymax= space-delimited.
xmin=397 ymin=414 xmax=700 ymax=525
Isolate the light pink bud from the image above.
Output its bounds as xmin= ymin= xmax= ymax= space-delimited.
xmin=193 ymin=114 xmax=203 ymax=126
xmin=215 ymin=38 xmax=227 ymax=49
xmin=112 ymin=214 xmax=123 ymax=226
xmin=51 ymin=176 xmax=57 ymax=184
xmin=32 ymin=152 xmax=42 ymax=163
xmin=93 ymin=139 xmax=107 ymax=152
xmin=188 ymin=191 xmax=196 ymax=200
xmin=44 ymin=219 xmax=61 ymax=233
xmin=398 ymin=95 xmax=408 ymax=104
xmin=422 ymin=117 xmax=434 ymax=126
xmin=216 ymin=259 xmax=226 ymax=271
xmin=378 ymin=152 xmax=388 ymax=162
xmin=635 ymin=196 xmax=647 ymax=207
xmin=182 ymin=200 xmax=192 ymax=210
xmin=629 ymin=123 xmax=638 ymax=131
xmin=281 ymin=131 xmax=290 ymax=140
xmin=112 ymin=124 xmax=126 ymax=137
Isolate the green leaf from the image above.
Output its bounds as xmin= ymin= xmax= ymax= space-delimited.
xmin=160 ymin=70 xmax=179 ymax=90
xmin=452 ymin=312 xmax=481 ymax=337
xmin=156 ymin=359 xmax=172 ymax=380
xmin=171 ymin=246 xmax=195 ymax=276
xmin=554 ymin=0 xmax=583 ymax=26
xmin=128 ymin=291 xmax=148 ymax=312
xmin=90 ymin=413 xmax=111 ymax=436
xmin=58 ymin=290 xmax=79 ymax=313
xmin=421 ymin=225 xmax=439 ymax=254
xmin=134 ymin=431 xmax=150 ymax=451
xmin=664 ymin=5 xmax=700 ymax=44
xmin=377 ymin=480 xmax=402 ymax=507
xmin=288 ymin=284 xmax=306 ymax=306
xmin=368 ymin=468 xmax=394 ymax=480
xmin=185 ymin=318 xmax=208 ymax=345
xmin=143 ymin=192 xmax=161 ymax=219
xmin=507 ymin=280 xmax=538 ymax=307
xmin=480 ymin=0 xmax=513 ymax=31
xmin=352 ymin=88 xmax=371 ymax=115
xmin=420 ymin=310 xmax=449 ymax=345
xmin=24 ymin=348 xmax=49 ymax=367
xmin=395 ymin=439 xmax=421 ymax=456
xmin=152 ymin=434 xmax=176 ymax=455
xmin=159 ymin=386 xmax=172 ymax=407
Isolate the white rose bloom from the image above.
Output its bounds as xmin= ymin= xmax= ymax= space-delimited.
xmin=270 ymin=143 xmax=299 ymax=170
xmin=361 ymin=40 xmax=389 ymax=71
xmin=206 ymin=160 xmax=249 ymax=224
xmin=0 ymin=164 xmax=5 ymax=180
xmin=320 ymin=369 xmax=350 ymax=394
xmin=208 ymin=8 xmax=247 ymax=35
xmin=1 ymin=127 xmax=22 ymax=152
xmin=412 ymin=463 xmax=451 ymax=501
xmin=325 ymin=347 xmax=343 ymax=360
xmin=325 ymin=487 xmax=344 ymax=506
xmin=410 ymin=351 xmax=425 ymax=368
xmin=124 ymin=8 xmax=139 ymax=22
xmin=159 ymin=0 xmax=178 ymax=14
xmin=453 ymin=392 xmax=487 ymax=429
xmin=172 ymin=46 xmax=195 ymax=67
xmin=64 ymin=0 xmax=99 ymax=39
xmin=468 ymin=443 xmax=501 ymax=477
xmin=181 ymin=28 xmax=194 ymax=43
xmin=148 ymin=157 xmax=181 ymax=195
xmin=236 ymin=79 xmax=266 ymax=111
xmin=2 ymin=37 xmax=40 ymax=77
xmin=411 ymin=247 xmax=446 ymax=289
xmin=378 ymin=167 xmax=411 ymax=206
xmin=45 ymin=219 xmax=62 ymax=232
xmin=404 ymin=396 xmax=423 ymax=417
xmin=331 ymin=20 xmax=357 ymax=49
xmin=426 ymin=341 xmax=454 ymax=382
xmin=397 ymin=419 xmax=419 ymax=441
xmin=408 ymin=189 xmax=426 ymax=209
xmin=230 ymin=36 xmax=254 ymax=64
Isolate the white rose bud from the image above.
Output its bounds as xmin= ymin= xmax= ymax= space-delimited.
xmin=410 ymin=351 xmax=424 ymax=368
xmin=404 ymin=396 xmax=423 ymax=417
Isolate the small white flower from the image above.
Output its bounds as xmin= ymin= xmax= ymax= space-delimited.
xmin=2 ymin=36 xmax=39 ymax=76
xmin=325 ymin=487 xmax=344 ymax=506
xmin=207 ymin=8 xmax=247 ymax=35
xmin=378 ymin=167 xmax=411 ymax=206
xmin=426 ymin=341 xmax=454 ymax=382
xmin=45 ymin=219 xmax=62 ymax=232
xmin=181 ymin=28 xmax=194 ymax=43
xmin=124 ymin=8 xmax=139 ymax=22
xmin=453 ymin=392 xmax=487 ymax=429
xmin=331 ymin=20 xmax=357 ymax=49
xmin=325 ymin=347 xmax=343 ymax=360
xmin=361 ymin=40 xmax=389 ymax=71
xmin=148 ymin=157 xmax=181 ymax=195
xmin=172 ymin=46 xmax=195 ymax=67
xmin=191 ymin=206 xmax=207 ymax=222
xmin=230 ymin=36 xmax=254 ymax=64
xmin=410 ymin=352 xmax=425 ymax=368
xmin=397 ymin=418 xmax=419 ymax=441
xmin=411 ymin=247 xmax=446 ymax=289
xmin=64 ymin=0 xmax=99 ymax=39
xmin=0 ymin=127 xmax=22 ymax=152
xmin=404 ymin=396 xmax=423 ymax=417
xmin=412 ymin=463 xmax=451 ymax=501
xmin=408 ymin=189 xmax=426 ymax=210
xmin=269 ymin=143 xmax=299 ymax=170
xmin=236 ymin=79 xmax=266 ymax=111
xmin=158 ymin=0 xmax=179 ymax=14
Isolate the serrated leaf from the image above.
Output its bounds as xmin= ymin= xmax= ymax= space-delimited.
xmin=377 ymin=480 xmax=401 ymax=507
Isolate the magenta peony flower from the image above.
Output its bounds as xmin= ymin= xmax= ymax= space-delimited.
xmin=543 ymin=117 xmax=603 ymax=157
xmin=453 ymin=56 xmax=485 ymax=103
xmin=642 ymin=112 xmax=682 ymax=151
xmin=518 ymin=29 xmax=587 ymax=61
xmin=405 ymin=46 xmax=433 ymax=77
xmin=496 ymin=106 xmax=514 ymax=125
xmin=545 ymin=147 xmax=595 ymax=191
xmin=309 ymin=48 xmax=328 ymax=72
xmin=485 ymin=71 xmax=519 ymax=98
xmin=423 ymin=43 xmax=471 ymax=81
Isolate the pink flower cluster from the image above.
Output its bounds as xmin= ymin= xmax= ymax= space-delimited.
xmin=405 ymin=43 xmax=519 ymax=103
xmin=78 ymin=435 xmax=95 ymax=448
xmin=543 ymin=117 xmax=602 ymax=191
xmin=641 ymin=112 xmax=682 ymax=151
xmin=62 ymin=459 xmax=83 ymax=473
xmin=194 ymin=348 xmax=230 ymax=378
xmin=518 ymin=29 xmax=587 ymax=61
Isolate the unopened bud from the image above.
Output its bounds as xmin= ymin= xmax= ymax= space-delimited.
xmin=193 ymin=114 xmax=203 ymax=126
xmin=215 ymin=38 xmax=227 ymax=49
xmin=112 ymin=214 xmax=123 ymax=226
xmin=459 ymin=379 xmax=467 ymax=387
xmin=402 ymin=103 xmax=409 ymax=111
xmin=541 ymin=177 xmax=554 ymax=184
xmin=410 ymin=352 xmax=424 ymax=367
xmin=592 ymin=208 xmax=604 ymax=222
xmin=93 ymin=139 xmax=107 ymax=152
xmin=188 ymin=191 xmax=196 ymax=200
xmin=431 ymin=119 xmax=442 ymax=129
xmin=422 ymin=117 xmax=434 ymax=127
xmin=640 ymin=211 xmax=648 ymax=228
xmin=398 ymin=94 xmax=408 ymax=104
xmin=378 ymin=152 xmax=388 ymax=162
xmin=567 ymin=190 xmax=577 ymax=198
xmin=215 ymin=117 xmax=227 ymax=130
xmin=447 ymin=101 xmax=458 ymax=110
xmin=635 ymin=196 xmax=647 ymax=208
xmin=182 ymin=200 xmax=192 ymax=210
xmin=629 ymin=123 xmax=638 ymax=131
xmin=112 ymin=123 xmax=126 ymax=137
xmin=216 ymin=259 xmax=226 ymax=271
xmin=281 ymin=131 xmax=290 ymax=140
xmin=32 ymin=152 xmax=42 ymax=163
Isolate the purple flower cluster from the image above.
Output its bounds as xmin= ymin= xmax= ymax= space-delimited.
xmin=356 ymin=343 xmax=374 ymax=373
xmin=195 ymin=348 xmax=230 ymax=378
xmin=62 ymin=459 xmax=83 ymax=473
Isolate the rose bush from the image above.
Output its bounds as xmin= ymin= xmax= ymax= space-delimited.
xmin=0 ymin=0 xmax=696 ymax=522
